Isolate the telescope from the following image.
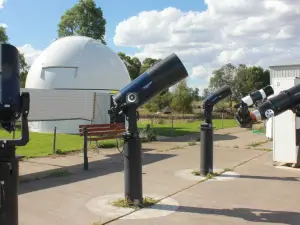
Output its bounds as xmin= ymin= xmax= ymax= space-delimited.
xmin=202 ymin=85 xmax=232 ymax=123
xmin=200 ymin=85 xmax=232 ymax=176
xmin=235 ymin=84 xmax=300 ymax=128
xmin=0 ymin=43 xmax=30 ymax=225
xmin=234 ymin=85 xmax=274 ymax=109
xmin=110 ymin=53 xmax=188 ymax=115
xmin=109 ymin=53 xmax=188 ymax=205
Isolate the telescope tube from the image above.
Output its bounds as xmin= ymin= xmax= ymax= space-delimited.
xmin=113 ymin=53 xmax=188 ymax=107
xmin=0 ymin=44 xmax=21 ymax=123
xmin=237 ymin=85 xmax=274 ymax=107
xmin=204 ymin=85 xmax=232 ymax=107
xmin=250 ymin=84 xmax=300 ymax=121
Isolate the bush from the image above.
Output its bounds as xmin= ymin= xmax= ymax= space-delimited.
xmin=157 ymin=118 xmax=164 ymax=124
xmin=139 ymin=128 xmax=157 ymax=142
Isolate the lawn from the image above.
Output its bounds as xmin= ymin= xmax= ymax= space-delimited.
xmin=138 ymin=119 xmax=238 ymax=137
xmin=0 ymin=119 xmax=238 ymax=158
xmin=0 ymin=129 xmax=118 ymax=158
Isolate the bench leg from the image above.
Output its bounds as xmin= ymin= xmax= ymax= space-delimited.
xmin=83 ymin=128 xmax=88 ymax=170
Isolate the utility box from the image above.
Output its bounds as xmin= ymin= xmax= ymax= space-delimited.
xmin=270 ymin=64 xmax=300 ymax=165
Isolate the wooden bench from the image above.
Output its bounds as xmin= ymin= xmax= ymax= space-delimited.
xmin=79 ymin=123 xmax=126 ymax=170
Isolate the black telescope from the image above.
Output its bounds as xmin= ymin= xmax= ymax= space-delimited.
xmin=0 ymin=44 xmax=22 ymax=132
xmin=234 ymin=85 xmax=274 ymax=109
xmin=203 ymin=85 xmax=232 ymax=123
xmin=200 ymin=85 xmax=232 ymax=176
xmin=0 ymin=43 xmax=30 ymax=225
xmin=109 ymin=53 xmax=188 ymax=206
xmin=235 ymin=84 xmax=300 ymax=128
xmin=112 ymin=53 xmax=188 ymax=111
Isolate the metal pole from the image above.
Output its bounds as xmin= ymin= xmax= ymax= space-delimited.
xmin=171 ymin=115 xmax=174 ymax=137
xmin=0 ymin=145 xmax=19 ymax=225
xmin=221 ymin=113 xmax=224 ymax=129
xmin=83 ymin=128 xmax=88 ymax=170
xmin=53 ymin=126 xmax=57 ymax=154
xmin=123 ymin=105 xmax=143 ymax=205
xmin=200 ymin=122 xmax=213 ymax=175
xmin=200 ymin=101 xmax=214 ymax=176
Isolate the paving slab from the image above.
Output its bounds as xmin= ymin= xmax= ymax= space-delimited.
xmin=109 ymin=152 xmax=300 ymax=225
xmin=19 ymin=145 xmax=265 ymax=225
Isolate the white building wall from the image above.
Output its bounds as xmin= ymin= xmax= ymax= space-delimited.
xmin=270 ymin=65 xmax=300 ymax=164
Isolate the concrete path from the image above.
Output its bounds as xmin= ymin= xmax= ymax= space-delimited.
xmin=109 ymin=152 xmax=300 ymax=225
xmin=17 ymin=127 xmax=300 ymax=225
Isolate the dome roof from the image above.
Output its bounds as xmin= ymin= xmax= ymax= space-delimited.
xmin=25 ymin=36 xmax=130 ymax=90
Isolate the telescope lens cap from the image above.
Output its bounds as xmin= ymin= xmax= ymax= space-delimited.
xmin=263 ymin=85 xmax=274 ymax=96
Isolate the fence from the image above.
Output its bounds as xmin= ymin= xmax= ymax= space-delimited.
xmin=138 ymin=112 xmax=237 ymax=138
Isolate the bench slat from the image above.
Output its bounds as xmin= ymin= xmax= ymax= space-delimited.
xmin=79 ymin=129 xmax=125 ymax=136
xmin=79 ymin=126 xmax=125 ymax=133
xmin=79 ymin=123 xmax=124 ymax=129
xmin=80 ymin=130 xmax=125 ymax=136
xmin=88 ymin=135 xmax=123 ymax=141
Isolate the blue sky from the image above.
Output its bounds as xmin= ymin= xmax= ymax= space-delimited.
xmin=0 ymin=0 xmax=205 ymax=55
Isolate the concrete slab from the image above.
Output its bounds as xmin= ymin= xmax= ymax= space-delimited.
xmin=19 ymin=145 xmax=265 ymax=225
xmin=109 ymin=152 xmax=300 ymax=225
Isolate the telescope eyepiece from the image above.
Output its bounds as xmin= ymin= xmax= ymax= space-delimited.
xmin=126 ymin=93 xmax=139 ymax=105
xmin=262 ymin=85 xmax=274 ymax=97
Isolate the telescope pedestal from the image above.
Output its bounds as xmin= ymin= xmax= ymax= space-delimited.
xmin=0 ymin=145 xmax=19 ymax=225
xmin=200 ymin=103 xmax=214 ymax=176
xmin=200 ymin=123 xmax=213 ymax=176
xmin=123 ymin=105 xmax=143 ymax=205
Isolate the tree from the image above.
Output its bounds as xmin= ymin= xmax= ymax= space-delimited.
xmin=19 ymin=54 xmax=30 ymax=87
xmin=58 ymin=0 xmax=107 ymax=44
xmin=233 ymin=65 xmax=270 ymax=99
xmin=118 ymin=52 xmax=142 ymax=80
xmin=202 ymin=88 xmax=210 ymax=99
xmin=171 ymin=80 xmax=194 ymax=115
xmin=0 ymin=27 xmax=8 ymax=43
xmin=140 ymin=58 xmax=161 ymax=73
xmin=209 ymin=63 xmax=236 ymax=107
xmin=144 ymin=91 xmax=173 ymax=112
xmin=0 ymin=27 xmax=29 ymax=87
xmin=192 ymin=88 xmax=200 ymax=101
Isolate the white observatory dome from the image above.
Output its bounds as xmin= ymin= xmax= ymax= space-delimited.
xmin=25 ymin=36 xmax=131 ymax=134
xmin=26 ymin=36 xmax=130 ymax=90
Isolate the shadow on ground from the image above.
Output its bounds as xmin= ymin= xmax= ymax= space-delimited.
xmin=19 ymin=148 xmax=176 ymax=195
xmin=155 ymin=205 xmax=300 ymax=225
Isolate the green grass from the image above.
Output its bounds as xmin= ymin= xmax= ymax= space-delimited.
xmin=0 ymin=129 xmax=120 ymax=158
xmin=111 ymin=197 xmax=159 ymax=209
xmin=0 ymin=118 xmax=237 ymax=158
xmin=138 ymin=119 xmax=237 ymax=137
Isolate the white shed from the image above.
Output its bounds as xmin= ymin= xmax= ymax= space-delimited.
xmin=269 ymin=64 xmax=300 ymax=165
xmin=25 ymin=36 xmax=130 ymax=134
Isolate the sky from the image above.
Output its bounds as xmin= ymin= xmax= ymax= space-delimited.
xmin=1 ymin=0 xmax=300 ymax=93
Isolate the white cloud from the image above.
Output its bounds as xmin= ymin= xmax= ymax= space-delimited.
xmin=0 ymin=23 xmax=7 ymax=28
xmin=114 ymin=0 xmax=300 ymax=88
xmin=0 ymin=0 xmax=6 ymax=8
xmin=17 ymin=44 xmax=42 ymax=66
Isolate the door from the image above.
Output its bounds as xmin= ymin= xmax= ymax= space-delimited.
xmin=93 ymin=93 xmax=111 ymax=124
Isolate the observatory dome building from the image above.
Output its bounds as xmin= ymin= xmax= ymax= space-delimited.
xmin=25 ymin=36 xmax=130 ymax=134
